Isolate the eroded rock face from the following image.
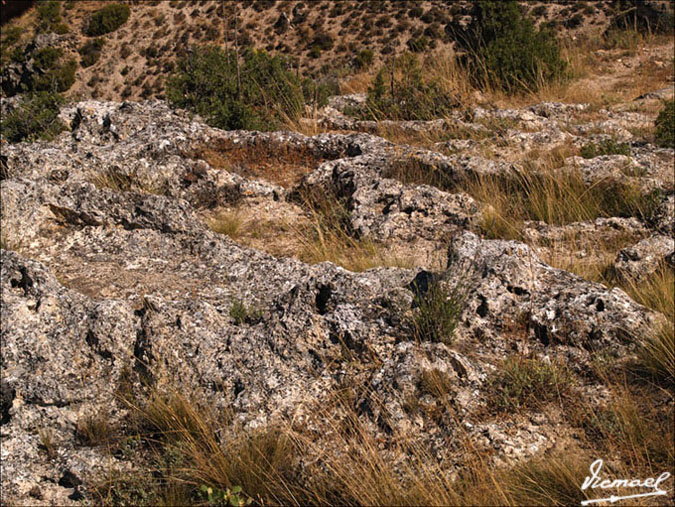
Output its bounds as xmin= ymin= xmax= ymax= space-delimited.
xmin=1 ymin=99 xmax=672 ymax=505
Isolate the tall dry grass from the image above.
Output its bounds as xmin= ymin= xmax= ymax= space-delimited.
xmin=90 ymin=354 xmax=673 ymax=507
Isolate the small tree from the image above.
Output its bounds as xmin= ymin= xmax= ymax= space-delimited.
xmin=166 ymin=46 xmax=304 ymax=131
xmin=452 ymin=0 xmax=566 ymax=93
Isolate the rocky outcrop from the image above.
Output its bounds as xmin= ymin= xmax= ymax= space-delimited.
xmin=613 ymin=235 xmax=675 ymax=281
xmin=1 ymin=99 xmax=672 ymax=505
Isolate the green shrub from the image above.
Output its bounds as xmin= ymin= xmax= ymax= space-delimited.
xmin=32 ymin=46 xmax=61 ymax=69
xmin=364 ymin=53 xmax=457 ymax=120
xmin=85 ymin=3 xmax=130 ymax=36
xmin=79 ymin=38 xmax=105 ymax=67
xmin=654 ymin=100 xmax=675 ymax=149
xmin=29 ymin=47 xmax=77 ymax=93
xmin=0 ymin=91 xmax=66 ymax=143
xmin=36 ymin=0 xmax=63 ymax=33
xmin=453 ymin=0 xmax=566 ymax=93
xmin=410 ymin=279 xmax=466 ymax=345
xmin=166 ymin=46 xmax=304 ymax=131
xmin=580 ymin=138 xmax=631 ymax=158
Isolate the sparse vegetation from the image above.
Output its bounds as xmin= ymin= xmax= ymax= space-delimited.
xmin=26 ymin=46 xmax=77 ymax=93
xmin=466 ymin=169 xmax=660 ymax=239
xmin=36 ymin=0 xmax=66 ymax=34
xmin=295 ymin=189 xmax=409 ymax=272
xmin=209 ymin=210 xmax=244 ymax=239
xmin=84 ymin=3 xmax=131 ymax=36
xmin=0 ymin=91 xmax=65 ymax=143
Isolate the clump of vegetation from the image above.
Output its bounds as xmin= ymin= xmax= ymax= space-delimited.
xmin=654 ymin=100 xmax=674 ymax=148
xmin=580 ymin=138 xmax=631 ymax=158
xmin=453 ymin=0 xmax=567 ymax=93
xmin=76 ymin=413 xmax=116 ymax=447
xmin=28 ymin=46 xmax=77 ymax=93
xmin=84 ymin=3 xmax=131 ymax=36
xmin=489 ymin=356 xmax=574 ymax=412
xmin=209 ymin=210 xmax=244 ymax=239
xmin=301 ymin=77 xmax=339 ymax=108
xmin=468 ymin=170 xmax=660 ymax=239
xmin=37 ymin=0 xmax=68 ymax=34
xmin=199 ymin=485 xmax=251 ymax=507
xmin=410 ymin=278 xmax=466 ymax=345
xmin=166 ymin=46 xmax=304 ymax=131
xmin=229 ymin=299 xmax=263 ymax=325
xmin=353 ymin=48 xmax=374 ymax=70
xmin=637 ymin=322 xmax=675 ymax=384
xmin=79 ymin=38 xmax=105 ymax=68
xmin=419 ymin=368 xmax=453 ymax=398
xmin=0 ymin=91 xmax=66 ymax=143
xmin=364 ymin=52 xmax=458 ymax=120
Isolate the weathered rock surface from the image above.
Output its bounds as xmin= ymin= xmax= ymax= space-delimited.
xmin=1 ymin=99 xmax=672 ymax=505
xmin=613 ymin=235 xmax=675 ymax=281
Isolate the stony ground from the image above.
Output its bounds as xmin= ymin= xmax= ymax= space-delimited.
xmin=1 ymin=80 xmax=673 ymax=504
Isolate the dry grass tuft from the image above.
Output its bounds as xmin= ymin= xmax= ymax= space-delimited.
xmin=295 ymin=189 xmax=411 ymax=272
xmin=464 ymin=169 xmax=659 ymax=241
xmin=76 ymin=412 xmax=116 ymax=447
xmin=208 ymin=210 xmax=244 ymax=239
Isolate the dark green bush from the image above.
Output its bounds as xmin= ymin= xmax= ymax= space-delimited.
xmin=311 ymin=32 xmax=333 ymax=51
xmin=654 ymin=100 xmax=675 ymax=149
xmin=79 ymin=38 xmax=105 ymax=67
xmin=166 ymin=46 xmax=304 ymax=131
xmin=85 ymin=3 xmax=130 ymax=36
xmin=453 ymin=0 xmax=567 ymax=93
xmin=364 ymin=53 xmax=457 ymax=121
xmin=0 ymin=91 xmax=66 ymax=143
xmin=580 ymin=138 xmax=631 ymax=158
xmin=29 ymin=47 xmax=77 ymax=93
xmin=32 ymin=46 xmax=61 ymax=69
